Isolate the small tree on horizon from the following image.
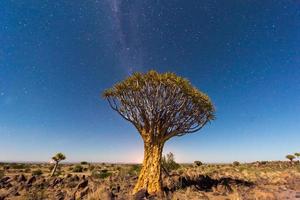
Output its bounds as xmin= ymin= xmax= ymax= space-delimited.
xmin=50 ymin=153 xmax=66 ymax=177
xmin=161 ymin=152 xmax=180 ymax=173
xmin=103 ymin=71 xmax=215 ymax=194
xmin=294 ymin=153 xmax=300 ymax=159
xmin=286 ymin=154 xmax=295 ymax=162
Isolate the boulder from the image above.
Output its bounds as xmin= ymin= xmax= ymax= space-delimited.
xmin=26 ymin=176 xmax=36 ymax=186
xmin=79 ymin=186 xmax=89 ymax=198
xmin=55 ymin=191 xmax=65 ymax=200
xmin=17 ymin=174 xmax=26 ymax=182
xmin=76 ymin=179 xmax=88 ymax=190
xmin=0 ymin=177 xmax=10 ymax=183
xmin=7 ymin=186 xmax=20 ymax=196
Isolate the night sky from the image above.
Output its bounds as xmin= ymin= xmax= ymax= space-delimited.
xmin=0 ymin=0 xmax=299 ymax=163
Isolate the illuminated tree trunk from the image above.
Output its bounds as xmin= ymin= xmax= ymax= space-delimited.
xmin=133 ymin=141 xmax=164 ymax=194
xmin=50 ymin=162 xmax=58 ymax=177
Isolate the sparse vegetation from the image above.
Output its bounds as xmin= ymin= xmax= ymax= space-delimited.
xmin=103 ymin=71 xmax=215 ymax=194
xmin=91 ymin=169 xmax=112 ymax=179
xmin=81 ymin=161 xmax=88 ymax=165
xmin=0 ymin=170 xmax=4 ymax=179
xmin=23 ymin=188 xmax=48 ymax=200
xmin=9 ymin=163 xmax=29 ymax=169
xmin=72 ymin=164 xmax=83 ymax=172
xmin=32 ymin=169 xmax=43 ymax=176
xmin=1 ymin=161 xmax=299 ymax=199
xmin=233 ymin=161 xmax=240 ymax=166
xmin=162 ymin=152 xmax=181 ymax=172
xmin=194 ymin=161 xmax=203 ymax=166
xmin=128 ymin=164 xmax=141 ymax=175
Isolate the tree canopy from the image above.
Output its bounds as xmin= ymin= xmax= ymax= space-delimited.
xmin=52 ymin=153 xmax=66 ymax=162
xmin=286 ymin=154 xmax=295 ymax=161
xmin=103 ymin=70 xmax=215 ymax=142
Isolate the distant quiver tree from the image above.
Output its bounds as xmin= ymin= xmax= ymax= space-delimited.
xmin=286 ymin=154 xmax=295 ymax=162
xmin=103 ymin=70 xmax=215 ymax=194
xmin=50 ymin=153 xmax=66 ymax=177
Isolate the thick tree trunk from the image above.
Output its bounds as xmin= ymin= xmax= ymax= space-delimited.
xmin=50 ymin=162 xmax=58 ymax=177
xmin=133 ymin=141 xmax=164 ymax=194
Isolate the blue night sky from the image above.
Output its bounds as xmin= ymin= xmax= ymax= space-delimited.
xmin=0 ymin=1 xmax=299 ymax=163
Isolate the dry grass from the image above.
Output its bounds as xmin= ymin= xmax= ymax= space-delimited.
xmin=0 ymin=161 xmax=300 ymax=199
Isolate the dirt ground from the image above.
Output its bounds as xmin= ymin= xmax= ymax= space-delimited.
xmin=0 ymin=161 xmax=300 ymax=200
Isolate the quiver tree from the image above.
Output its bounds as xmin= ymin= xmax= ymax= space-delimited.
xmin=286 ymin=154 xmax=295 ymax=162
xmin=103 ymin=71 xmax=215 ymax=194
xmin=50 ymin=153 xmax=66 ymax=177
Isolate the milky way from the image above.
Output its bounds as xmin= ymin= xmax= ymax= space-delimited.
xmin=0 ymin=0 xmax=299 ymax=162
xmin=106 ymin=0 xmax=144 ymax=74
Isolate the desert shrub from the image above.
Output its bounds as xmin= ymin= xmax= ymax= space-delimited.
xmin=89 ymin=165 xmax=95 ymax=171
xmin=10 ymin=163 xmax=29 ymax=169
xmin=49 ymin=165 xmax=54 ymax=171
xmin=177 ymin=168 xmax=185 ymax=175
xmin=23 ymin=188 xmax=48 ymax=200
xmin=162 ymin=152 xmax=181 ymax=172
xmin=72 ymin=165 xmax=83 ymax=173
xmin=129 ymin=164 xmax=141 ymax=175
xmin=233 ymin=161 xmax=240 ymax=166
xmin=91 ymin=169 xmax=112 ymax=179
xmin=260 ymin=161 xmax=268 ymax=165
xmin=295 ymin=165 xmax=300 ymax=173
xmin=81 ymin=161 xmax=88 ymax=165
xmin=0 ymin=170 xmax=4 ymax=179
xmin=3 ymin=165 xmax=10 ymax=170
xmin=24 ymin=168 xmax=31 ymax=173
xmin=128 ymin=165 xmax=141 ymax=176
xmin=118 ymin=165 xmax=141 ymax=177
xmin=32 ymin=169 xmax=43 ymax=176
xmin=194 ymin=161 xmax=203 ymax=166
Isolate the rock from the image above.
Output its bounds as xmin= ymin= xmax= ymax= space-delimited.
xmin=79 ymin=186 xmax=89 ymax=198
xmin=67 ymin=192 xmax=76 ymax=200
xmin=100 ymin=191 xmax=115 ymax=200
xmin=50 ymin=177 xmax=62 ymax=187
xmin=3 ymin=182 xmax=12 ymax=189
xmin=65 ymin=174 xmax=72 ymax=178
xmin=26 ymin=176 xmax=36 ymax=186
xmin=17 ymin=174 xmax=26 ymax=182
xmin=111 ymin=185 xmax=121 ymax=193
xmin=0 ymin=177 xmax=10 ymax=183
xmin=55 ymin=191 xmax=65 ymax=200
xmin=76 ymin=179 xmax=88 ymax=190
xmin=73 ymin=175 xmax=80 ymax=181
xmin=7 ymin=186 xmax=20 ymax=196
xmin=214 ymin=184 xmax=233 ymax=195
xmin=132 ymin=189 xmax=148 ymax=200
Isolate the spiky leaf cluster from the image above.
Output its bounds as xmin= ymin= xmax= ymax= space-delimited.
xmin=52 ymin=153 xmax=66 ymax=162
xmin=103 ymin=70 xmax=215 ymax=141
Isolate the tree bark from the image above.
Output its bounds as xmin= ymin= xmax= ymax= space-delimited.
xmin=50 ymin=162 xmax=58 ymax=177
xmin=133 ymin=141 xmax=164 ymax=194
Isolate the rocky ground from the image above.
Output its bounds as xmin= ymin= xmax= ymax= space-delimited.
xmin=0 ymin=161 xmax=300 ymax=200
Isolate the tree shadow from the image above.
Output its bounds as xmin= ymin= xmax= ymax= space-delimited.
xmin=164 ymin=174 xmax=254 ymax=193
